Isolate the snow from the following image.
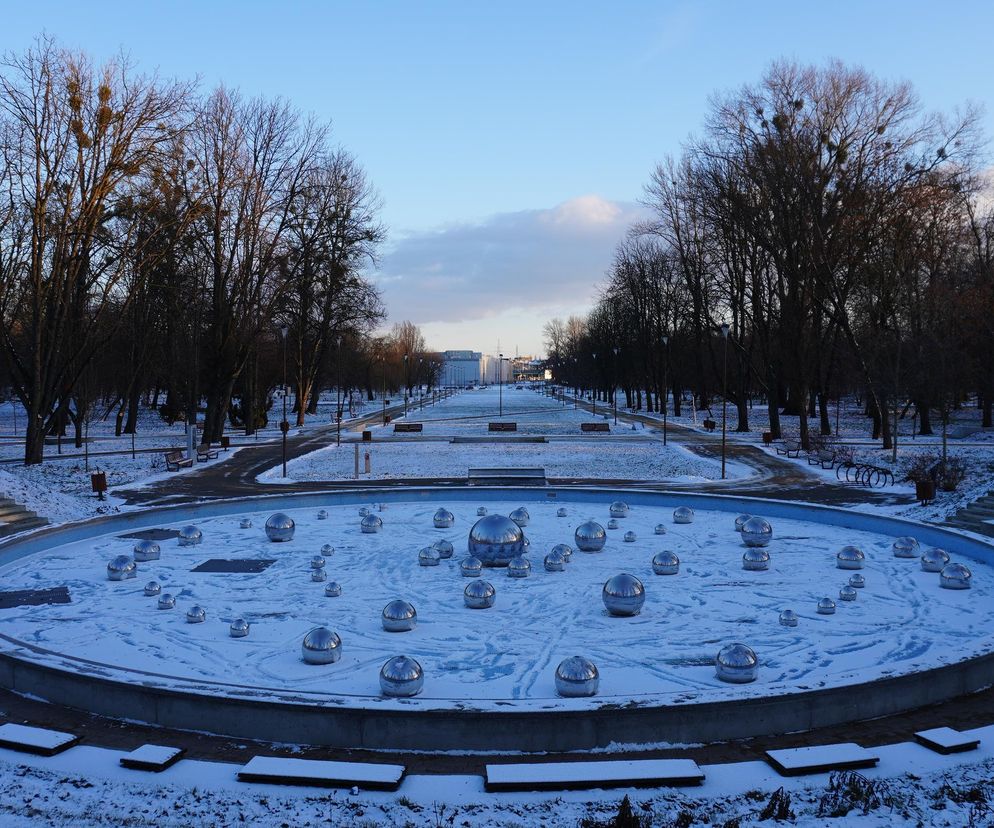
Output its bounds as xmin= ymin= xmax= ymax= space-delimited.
xmin=914 ymin=727 xmax=979 ymax=752
xmin=120 ymin=744 xmax=184 ymax=767
xmin=484 ymin=757 xmax=703 ymax=786
xmin=765 ymin=742 xmax=879 ymax=773
xmin=238 ymin=755 xmax=405 ymax=786
xmin=0 ymin=723 xmax=77 ymax=752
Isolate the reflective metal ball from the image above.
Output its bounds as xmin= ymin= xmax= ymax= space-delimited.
xmin=741 ymin=517 xmax=773 ymax=548
xmin=551 ymin=543 xmax=573 ymax=562
xmin=460 ymin=556 xmax=483 ymax=577
xmin=229 ymin=618 xmax=250 ymax=638
xmin=654 ymin=524 xmax=667 ymax=535
xmin=264 ymin=513 xmax=295 ymax=543
xmin=921 ymin=548 xmax=950 ymax=573
xmin=839 ymin=585 xmax=858 ymax=601
xmin=652 ymin=550 xmax=680 ymax=575
xmin=623 ymin=531 xmax=637 ymax=543
xmin=157 ymin=593 xmax=175 ymax=609
xmin=509 ymin=507 xmax=530 ymax=527
xmin=433 ymin=508 xmax=455 ymax=528
xmin=742 ymin=548 xmax=771 ymax=571
xmin=849 ymin=573 xmax=866 ymax=589
xmin=468 ymin=514 xmax=525 ymax=566
xmin=779 ymin=609 xmax=798 ymax=627
xmin=554 ymin=656 xmax=599 ymax=697
xmin=609 ymin=501 xmax=630 ymax=518
xmin=133 ymin=540 xmax=161 ymax=562
xmin=310 ymin=555 xmax=326 ymax=569
xmin=178 ymin=525 xmax=203 ymax=546
xmin=477 ymin=506 xmax=488 ymax=516
xmin=311 ymin=569 xmax=327 ymax=582
xmin=382 ymin=600 xmax=417 ymax=632
xmin=143 ymin=581 xmax=161 ymax=596
xmin=543 ymin=550 xmax=566 ymax=571
xmin=836 ymin=546 xmax=865 ymax=570
xmin=715 ymin=643 xmax=759 ymax=683
xmin=575 ymin=521 xmax=607 ymax=552
xmin=361 ymin=514 xmax=383 ymax=534
xmin=186 ymin=605 xmax=206 ymax=624
xmin=892 ymin=536 xmax=920 ymax=558
xmin=464 ymin=579 xmax=496 ymax=609
xmin=317 ymin=510 xmax=328 ymax=521
xmin=107 ymin=555 xmax=137 ymax=581
xmin=239 ymin=518 xmax=253 ymax=529
xmin=607 ymin=519 xmax=620 ymax=530
xmin=433 ymin=539 xmax=454 ymax=559
xmin=301 ymin=627 xmax=342 ymax=664
xmin=734 ymin=514 xmax=752 ymax=532
xmin=418 ymin=546 xmax=441 ymax=566
xmin=940 ymin=562 xmax=972 ymax=590
xmin=379 ymin=655 xmax=424 ymax=697
xmin=673 ymin=506 xmax=694 ymax=524
xmin=324 ymin=581 xmax=342 ymax=597
xmin=817 ymin=597 xmax=836 ymax=615
xmin=602 ymin=573 xmax=645 ymax=616
xmin=557 ymin=507 xmax=568 ymax=518
xmin=507 ymin=555 xmax=531 ymax=578
xmin=320 ymin=544 xmax=335 ymax=556
xmin=359 ymin=507 xmax=370 ymax=517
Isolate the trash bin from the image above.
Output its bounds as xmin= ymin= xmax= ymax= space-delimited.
xmin=362 ymin=430 xmax=372 ymax=442
xmin=90 ymin=472 xmax=107 ymax=501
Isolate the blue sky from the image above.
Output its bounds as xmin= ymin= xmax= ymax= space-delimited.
xmin=7 ymin=2 xmax=994 ymax=355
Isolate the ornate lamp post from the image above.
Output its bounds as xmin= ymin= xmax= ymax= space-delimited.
xmin=403 ymin=353 xmax=409 ymax=416
xmin=662 ymin=332 xmax=669 ymax=446
xmin=498 ymin=352 xmax=503 ymax=417
xmin=720 ymin=322 xmax=730 ymax=480
xmin=335 ymin=334 xmax=343 ymax=447
xmin=591 ymin=352 xmax=597 ymax=417
xmin=612 ymin=346 xmax=619 ymax=425
xmin=280 ymin=324 xmax=289 ymax=478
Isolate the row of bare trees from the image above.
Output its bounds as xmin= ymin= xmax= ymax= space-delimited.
xmin=0 ymin=37 xmax=394 ymax=463
xmin=546 ymin=60 xmax=994 ymax=450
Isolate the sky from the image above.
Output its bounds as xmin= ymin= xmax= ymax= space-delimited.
xmin=6 ymin=1 xmax=994 ymax=356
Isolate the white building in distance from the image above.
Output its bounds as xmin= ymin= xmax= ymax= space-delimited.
xmin=441 ymin=350 xmax=483 ymax=387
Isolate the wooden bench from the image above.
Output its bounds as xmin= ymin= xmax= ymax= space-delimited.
xmin=580 ymin=422 xmax=610 ymax=433
xmin=393 ymin=422 xmax=423 ymax=433
xmin=914 ymin=727 xmax=981 ymax=755
xmin=0 ymin=723 xmax=79 ymax=756
xmin=196 ymin=444 xmax=219 ymax=462
xmin=488 ymin=422 xmax=517 ymax=432
xmin=120 ymin=744 xmax=186 ymax=772
xmin=236 ymin=755 xmax=405 ymax=791
xmin=775 ymin=440 xmax=802 ymax=458
xmin=468 ymin=467 xmax=546 ymax=485
xmin=765 ymin=743 xmax=879 ymax=777
xmin=484 ymin=758 xmax=704 ymax=792
xmin=164 ymin=450 xmax=193 ymax=471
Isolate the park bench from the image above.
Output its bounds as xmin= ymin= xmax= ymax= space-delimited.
xmin=468 ymin=467 xmax=546 ymax=486
xmin=484 ymin=758 xmax=704 ymax=792
xmin=164 ymin=449 xmax=193 ymax=471
xmin=196 ymin=444 xmax=219 ymax=462
xmin=393 ymin=422 xmax=423 ymax=433
xmin=808 ymin=448 xmax=837 ymax=468
xmin=580 ymin=422 xmax=610 ymax=433
xmin=775 ymin=440 xmax=802 ymax=458
xmin=488 ymin=422 xmax=517 ymax=432
xmin=236 ymin=755 xmax=406 ymax=791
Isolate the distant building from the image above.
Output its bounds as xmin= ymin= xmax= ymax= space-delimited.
xmin=441 ymin=350 xmax=483 ymax=386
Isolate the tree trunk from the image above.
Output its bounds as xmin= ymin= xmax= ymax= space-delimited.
xmin=818 ymin=393 xmax=831 ymax=437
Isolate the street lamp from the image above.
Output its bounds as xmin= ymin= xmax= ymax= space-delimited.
xmin=418 ymin=357 xmax=424 ymax=410
xmin=720 ymin=322 xmax=730 ymax=480
xmin=335 ymin=334 xmax=343 ymax=447
xmin=403 ymin=353 xmax=409 ymax=416
xmin=279 ymin=324 xmax=289 ymax=478
xmin=612 ymin=346 xmax=619 ymax=425
xmin=498 ymin=353 xmax=503 ymax=417
xmin=661 ymin=333 xmax=669 ymax=446
xmin=591 ymin=352 xmax=597 ymax=417
xmin=381 ymin=355 xmax=387 ymax=425
xmin=893 ymin=327 xmax=901 ymax=464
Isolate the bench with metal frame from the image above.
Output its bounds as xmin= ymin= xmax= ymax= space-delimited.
xmin=393 ymin=422 xmax=424 ymax=433
xmin=164 ymin=450 xmax=193 ymax=471
xmin=488 ymin=422 xmax=517 ymax=432
xmin=580 ymin=422 xmax=610 ymax=433
xmin=775 ymin=440 xmax=802 ymax=458
xmin=196 ymin=444 xmax=219 ymax=462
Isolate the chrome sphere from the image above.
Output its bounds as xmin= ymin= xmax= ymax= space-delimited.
xmin=892 ymin=536 xmax=920 ymax=558
xmin=301 ymin=627 xmax=342 ymax=664
xmin=320 ymin=544 xmax=335 ymax=556
xmin=839 ymin=585 xmax=858 ymax=601
xmin=654 ymin=524 xmax=667 ymax=535
xmin=507 ymin=555 xmax=531 ymax=578
xmin=623 ymin=531 xmax=637 ymax=543
xmin=382 ymin=600 xmax=417 ymax=632
xmin=178 ymin=525 xmax=202 ymax=546
xmin=940 ymin=562 xmax=972 ymax=590
xmin=264 ymin=513 xmax=295 ymax=543
xmin=433 ymin=508 xmax=455 ymax=528
xmin=673 ymin=506 xmax=694 ymax=524
xmin=358 ymin=507 xmax=370 ymax=517
xmin=607 ymin=518 xmax=620 ymax=530
xmin=229 ymin=618 xmax=250 ymax=638
xmin=186 ymin=605 xmax=206 ymax=624
xmin=360 ymin=514 xmax=383 ymax=534
xmin=602 ymin=573 xmax=645 ymax=617
xmin=133 ymin=540 xmax=160 ymax=562
xmin=742 ymin=548 xmax=771 ymax=571
xmin=509 ymin=507 xmax=530 ymax=527
xmin=468 ymin=514 xmax=525 ymax=567
xmin=310 ymin=555 xmax=326 ymax=569
xmin=557 ymin=507 xmax=568 ymax=518
xmin=922 ymin=548 xmax=951 ymax=573
xmin=543 ymin=550 xmax=566 ymax=572
xmin=554 ymin=656 xmax=599 ymax=697
xmin=107 ymin=555 xmax=137 ymax=581
xmin=609 ymin=501 xmax=630 ymax=518
xmin=433 ymin=539 xmax=454 ymax=559
xmin=817 ymin=597 xmax=836 ymax=615
xmin=849 ymin=573 xmax=866 ymax=589
xmin=715 ymin=643 xmax=759 ymax=683
xmin=575 ymin=521 xmax=607 ymax=552
xmin=741 ymin=517 xmax=773 ymax=548
xmin=652 ymin=550 xmax=680 ymax=575
xmin=324 ymin=581 xmax=342 ymax=597
xmin=779 ymin=609 xmax=798 ymax=627
xmin=143 ymin=581 xmax=161 ymax=596
xmin=551 ymin=543 xmax=573 ymax=562
xmin=418 ymin=546 xmax=441 ymax=567
xmin=734 ymin=514 xmax=752 ymax=532
xmin=460 ymin=556 xmax=483 ymax=577
xmin=157 ymin=593 xmax=175 ymax=609
xmin=317 ymin=509 xmax=328 ymax=521
xmin=239 ymin=518 xmax=253 ymax=529
xmin=836 ymin=546 xmax=865 ymax=570
xmin=464 ymin=579 xmax=496 ymax=609
xmin=379 ymin=655 xmax=424 ymax=697
xmin=311 ymin=569 xmax=327 ymax=582
xmin=477 ymin=506 xmax=488 ymax=516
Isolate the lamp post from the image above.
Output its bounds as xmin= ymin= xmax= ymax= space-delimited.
xmin=335 ymin=334 xmax=343 ymax=447
xmin=893 ymin=327 xmax=901 ymax=464
xmin=720 ymin=322 xmax=730 ymax=480
xmin=591 ymin=353 xmax=597 ymax=417
xmin=612 ymin=346 xmax=619 ymax=425
xmin=403 ymin=353 xmax=409 ymax=416
xmin=498 ymin=353 xmax=503 ymax=417
xmin=280 ymin=324 xmax=289 ymax=478
xmin=381 ymin=356 xmax=387 ymax=425
xmin=662 ymin=332 xmax=669 ymax=446
xmin=418 ymin=357 xmax=424 ymax=410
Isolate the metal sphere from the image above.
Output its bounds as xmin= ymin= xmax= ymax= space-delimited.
xmin=229 ymin=618 xmax=250 ymax=638
xmin=654 ymin=524 xmax=667 ymax=535
xmin=508 ymin=507 xmax=530 ymax=527
xmin=360 ymin=514 xmax=383 ymax=534
xmin=317 ymin=510 xmax=328 ymax=521
xmin=575 ymin=521 xmax=607 ymax=552
xmin=310 ymin=555 xmax=326 ymax=569
xmin=178 ymin=525 xmax=203 ymax=546
xmin=359 ymin=507 xmax=370 ymax=517
xmin=715 ymin=643 xmax=759 ymax=683
xmin=186 ymin=605 xmax=206 ymax=624
xmin=839 ymin=585 xmax=858 ymax=601
xmin=507 ymin=555 xmax=531 ymax=578
xmin=320 ymin=544 xmax=335 ymax=556
xmin=157 ymin=593 xmax=175 ymax=609
xmin=468 ymin=514 xmax=525 ymax=567
xmin=652 ymin=550 xmax=680 ymax=575
xmin=143 ymin=581 xmax=161 ymax=596
xmin=433 ymin=539 xmax=454 ymax=559
xmin=623 ymin=530 xmax=637 ymax=543
xmin=734 ymin=514 xmax=752 ymax=532
xmin=849 ymin=573 xmax=866 ymax=589
xmin=836 ymin=546 xmax=865 ymax=570
xmin=543 ymin=550 xmax=566 ymax=572
xmin=607 ymin=518 xmax=620 ymax=530
xmin=940 ymin=562 xmax=972 ymax=590
xmin=433 ymin=508 xmax=455 ymax=528
xmin=673 ymin=506 xmax=694 ymax=524
xmin=742 ymin=548 xmax=771 ymax=571
xmin=609 ymin=501 xmax=630 ymax=518
xmin=382 ymin=600 xmax=417 ymax=632
xmin=418 ymin=546 xmax=441 ymax=566
xmin=107 ymin=555 xmax=137 ymax=581
xmin=551 ymin=543 xmax=573 ymax=562
xmin=477 ymin=506 xmax=488 ymax=516
xmin=324 ymin=581 xmax=342 ymax=597
xmin=779 ymin=609 xmax=798 ymax=627
xmin=379 ymin=655 xmax=424 ymax=697
xmin=892 ymin=536 xmax=920 ymax=558
xmin=741 ymin=517 xmax=773 ymax=548
xmin=602 ymin=573 xmax=646 ymax=617
xmin=133 ymin=540 xmax=161 ymax=562
xmin=311 ymin=569 xmax=327 ymax=582
xmin=557 ymin=507 xmax=568 ymax=518
xmin=817 ymin=597 xmax=837 ymax=615
xmin=921 ymin=548 xmax=950 ymax=573
xmin=301 ymin=627 xmax=342 ymax=664
xmin=464 ymin=579 xmax=496 ymax=609
xmin=554 ymin=656 xmax=599 ymax=697
xmin=264 ymin=513 xmax=295 ymax=543
xmin=239 ymin=518 xmax=253 ymax=529
xmin=460 ymin=556 xmax=483 ymax=577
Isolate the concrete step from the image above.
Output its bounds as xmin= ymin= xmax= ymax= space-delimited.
xmin=0 ymin=505 xmax=38 ymax=521
xmin=0 ymin=516 xmax=48 ymax=539
xmin=959 ymin=506 xmax=994 ymax=518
